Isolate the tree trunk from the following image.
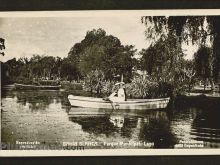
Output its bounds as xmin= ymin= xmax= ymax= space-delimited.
xmin=203 ymin=78 xmax=206 ymax=91
xmin=188 ymin=78 xmax=191 ymax=92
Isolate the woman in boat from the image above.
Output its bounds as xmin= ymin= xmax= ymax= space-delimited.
xmin=108 ymin=82 xmax=127 ymax=102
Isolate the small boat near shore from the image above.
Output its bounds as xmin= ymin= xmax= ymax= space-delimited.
xmin=14 ymin=83 xmax=61 ymax=90
xmin=68 ymin=95 xmax=170 ymax=110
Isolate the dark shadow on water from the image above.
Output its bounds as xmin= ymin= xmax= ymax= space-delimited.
xmin=69 ymin=115 xmax=119 ymax=137
xmin=120 ymin=117 xmax=138 ymax=138
xmin=138 ymin=111 xmax=178 ymax=148
xmin=191 ymin=108 xmax=220 ymax=143
xmin=170 ymin=97 xmax=220 ymax=146
xmin=68 ymin=111 xmax=139 ymax=138
xmin=68 ymin=110 xmax=178 ymax=148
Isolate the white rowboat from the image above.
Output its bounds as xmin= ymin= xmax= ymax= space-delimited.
xmin=68 ymin=95 xmax=170 ymax=110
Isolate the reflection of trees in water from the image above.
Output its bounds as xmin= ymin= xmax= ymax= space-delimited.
xmin=165 ymin=103 xmax=220 ymax=147
xmin=172 ymin=104 xmax=199 ymax=121
xmin=120 ymin=117 xmax=138 ymax=138
xmin=16 ymin=91 xmax=55 ymax=111
xmin=139 ymin=111 xmax=177 ymax=148
xmin=69 ymin=114 xmax=138 ymax=138
xmin=68 ymin=111 xmax=178 ymax=147
xmin=193 ymin=109 xmax=220 ymax=129
xmin=191 ymin=108 xmax=220 ymax=143
xmin=4 ymin=89 xmax=64 ymax=111
xmin=68 ymin=111 xmax=178 ymax=148
xmin=69 ymin=116 xmax=118 ymax=137
xmin=170 ymin=104 xmax=220 ymax=144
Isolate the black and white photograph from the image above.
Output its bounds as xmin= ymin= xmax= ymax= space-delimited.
xmin=0 ymin=10 xmax=220 ymax=155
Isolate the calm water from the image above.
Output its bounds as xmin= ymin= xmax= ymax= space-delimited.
xmin=1 ymin=88 xmax=220 ymax=149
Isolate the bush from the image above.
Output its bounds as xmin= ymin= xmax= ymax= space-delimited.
xmin=126 ymin=74 xmax=159 ymax=99
xmin=126 ymin=74 xmax=172 ymax=99
xmin=38 ymin=80 xmax=60 ymax=86
xmin=16 ymin=77 xmax=33 ymax=85
xmin=61 ymin=81 xmax=83 ymax=91
xmin=83 ymin=69 xmax=105 ymax=96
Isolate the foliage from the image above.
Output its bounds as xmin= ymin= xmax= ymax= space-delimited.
xmin=139 ymin=33 xmax=186 ymax=95
xmin=83 ymin=69 xmax=105 ymax=96
xmin=126 ymin=74 xmax=174 ymax=99
xmin=0 ymin=38 xmax=5 ymax=56
xmin=68 ymin=28 xmax=137 ymax=82
xmin=194 ymin=46 xmax=212 ymax=79
xmin=194 ymin=46 xmax=213 ymax=89
xmin=126 ymin=74 xmax=158 ymax=99
xmin=1 ymin=55 xmax=64 ymax=84
xmin=60 ymin=57 xmax=80 ymax=81
xmin=61 ymin=81 xmax=83 ymax=91
xmin=1 ymin=58 xmax=21 ymax=84
xmin=182 ymin=60 xmax=196 ymax=92
xmin=101 ymin=80 xmax=115 ymax=96
xmin=142 ymin=16 xmax=220 ymax=82
xmin=140 ymin=33 xmax=184 ymax=79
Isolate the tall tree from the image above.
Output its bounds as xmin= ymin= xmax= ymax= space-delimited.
xmin=68 ymin=28 xmax=136 ymax=82
xmin=60 ymin=57 xmax=80 ymax=81
xmin=194 ymin=46 xmax=212 ymax=90
xmin=140 ymin=33 xmax=185 ymax=83
xmin=142 ymin=16 xmax=220 ymax=82
xmin=140 ymin=33 xmax=186 ymax=95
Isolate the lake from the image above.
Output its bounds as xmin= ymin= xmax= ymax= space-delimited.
xmin=1 ymin=87 xmax=220 ymax=149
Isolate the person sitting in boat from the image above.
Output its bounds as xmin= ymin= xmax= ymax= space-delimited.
xmin=108 ymin=82 xmax=127 ymax=102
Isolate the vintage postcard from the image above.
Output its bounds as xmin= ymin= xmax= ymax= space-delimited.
xmin=0 ymin=10 xmax=220 ymax=156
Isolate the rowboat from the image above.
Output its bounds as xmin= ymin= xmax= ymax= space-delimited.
xmin=14 ymin=83 xmax=61 ymax=90
xmin=68 ymin=95 xmax=170 ymax=110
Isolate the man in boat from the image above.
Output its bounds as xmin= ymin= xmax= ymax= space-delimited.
xmin=107 ymin=82 xmax=127 ymax=102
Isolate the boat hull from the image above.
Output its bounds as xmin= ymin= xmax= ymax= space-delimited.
xmin=68 ymin=95 xmax=170 ymax=110
xmin=14 ymin=83 xmax=61 ymax=90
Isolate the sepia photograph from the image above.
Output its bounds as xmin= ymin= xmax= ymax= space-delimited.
xmin=0 ymin=10 xmax=220 ymax=155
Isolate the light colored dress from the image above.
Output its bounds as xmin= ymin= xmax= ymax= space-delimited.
xmin=109 ymin=88 xmax=125 ymax=102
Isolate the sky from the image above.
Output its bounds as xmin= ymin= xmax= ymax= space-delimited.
xmin=0 ymin=14 xmax=198 ymax=62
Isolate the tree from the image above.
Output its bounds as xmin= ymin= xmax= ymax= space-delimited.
xmin=53 ymin=57 xmax=62 ymax=79
xmin=68 ymin=28 xmax=136 ymax=82
xmin=29 ymin=55 xmax=43 ymax=79
xmin=79 ymin=44 xmax=105 ymax=75
xmin=1 ymin=58 xmax=21 ymax=83
xmin=126 ymin=74 xmax=159 ymax=99
xmin=4 ymin=55 xmax=65 ymax=83
xmin=0 ymin=38 xmax=5 ymax=56
xmin=182 ymin=59 xmax=196 ymax=92
xmin=141 ymin=16 xmax=220 ymax=82
xmin=83 ymin=69 xmax=105 ymax=96
xmin=60 ymin=57 xmax=80 ymax=81
xmin=140 ymin=33 xmax=185 ymax=95
xmin=194 ymin=46 xmax=212 ymax=90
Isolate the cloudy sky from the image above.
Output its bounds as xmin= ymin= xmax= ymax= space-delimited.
xmin=0 ymin=12 xmax=198 ymax=62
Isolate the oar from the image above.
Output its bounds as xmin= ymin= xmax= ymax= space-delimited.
xmin=106 ymin=98 xmax=115 ymax=111
xmin=103 ymin=97 xmax=115 ymax=115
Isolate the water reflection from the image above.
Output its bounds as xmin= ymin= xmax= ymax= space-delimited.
xmin=1 ymin=88 xmax=220 ymax=149
xmin=109 ymin=115 xmax=124 ymax=128
xmin=139 ymin=112 xmax=177 ymax=148
xmin=191 ymin=108 xmax=220 ymax=144
xmin=1 ymin=88 xmax=69 ymax=112
xmin=68 ymin=109 xmax=177 ymax=148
